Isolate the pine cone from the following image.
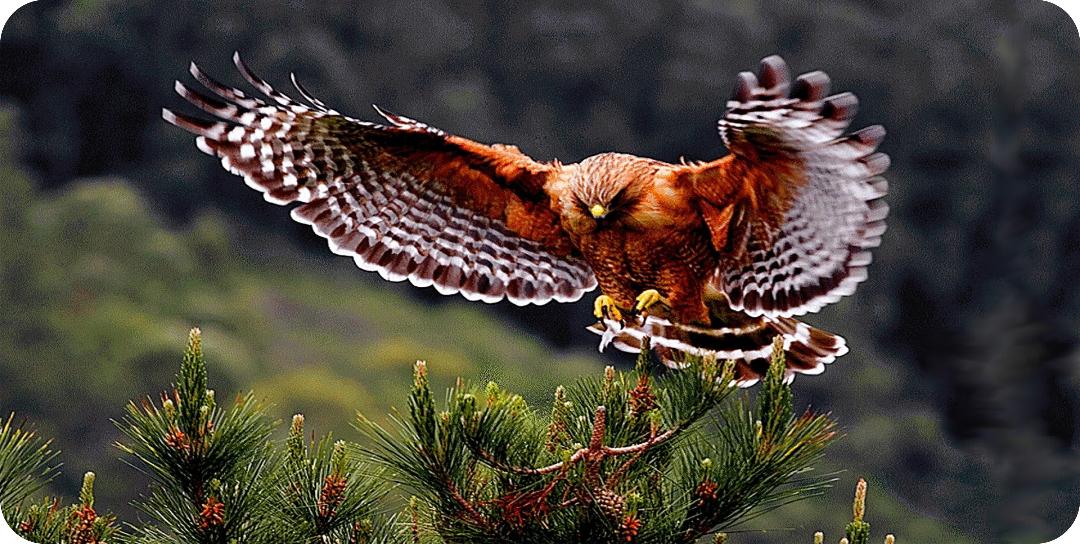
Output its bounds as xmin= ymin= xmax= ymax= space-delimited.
xmin=163 ymin=427 xmax=190 ymax=453
xmin=596 ymin=489 xmax=625 ymax=520
xmin=620 ymin=514 xmax=641 ymax=542
xmin=628 ymin=375 xmax=657 ymax=417
xmin=68 ymin=505 xmax=98 ymax=544
xmin=318 ymin=473 xmax=349 ymax=520
xmin=697 ymin=479 xmax=719 ymax=502
xmin=198 ymin=496 xmax=225 ymax=530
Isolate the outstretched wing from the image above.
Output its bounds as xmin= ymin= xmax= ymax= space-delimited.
xmin=164 ymin=54 xmax=596 ymax=305
xmin=677 ymin=55 xmax=889 ymax=318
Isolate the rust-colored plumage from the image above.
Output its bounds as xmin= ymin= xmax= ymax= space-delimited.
xmin=164 ymin=54 xmax=888 ymax=384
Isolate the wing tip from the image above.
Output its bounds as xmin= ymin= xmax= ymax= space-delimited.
xmin=757 ymin=54 xmax=790 ymax=93
xmin=371 ymin=103 xmax=395 ymax=123
xmin=173 ymin=79 xmax=191 ymax=99
xmin=793 ymin=70 xmax=831 ymax=101
xmin=732 ymin=71 xmax=758 ymax=102
xmin=823 ymin=91 xmax=859 ymax=120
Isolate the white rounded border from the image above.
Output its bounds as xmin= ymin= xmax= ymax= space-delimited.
xmin=0 ymin=0 xmax=1077 ymax=543
xmin=1043 ymin=0 xmax=1080 ymax=36
xmin=0 ymin=0 xmax=33 ymax=40
xmin=1 ymin=0 xmax=46 ymax=537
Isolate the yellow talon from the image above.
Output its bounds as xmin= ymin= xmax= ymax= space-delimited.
xmin=634 ymin=289 xmax=664 ymax=313
xmin=593 ymin=295 xmax=623 ymax=321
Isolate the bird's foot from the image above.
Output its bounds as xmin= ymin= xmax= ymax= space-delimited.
xmin=593 ymin=295 xmax=624 ymax=322
xmin=632 ymin=289 xmax=664 ymax=315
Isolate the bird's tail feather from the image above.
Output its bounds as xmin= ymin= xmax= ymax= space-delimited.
xmin=587 ymin=312 xmax=847 ymax=386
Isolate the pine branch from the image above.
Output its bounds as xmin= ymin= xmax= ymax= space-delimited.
xmin=0 ymin=412 xmax=59 ymax=515
xmin=672 ymin=342 xmax=839 ymax=541
xmin=2 ymin=329 xmax=883 ymax=543
xmin=811 ymin=478 xmax=897 ymax=544
xmin=360 ymin=337 xmax=838 ymax=543
xmin=269 ymin=414 xmax=396 ymax=543
xmin=115 ymin=327 xmax=277 ymax=543
xmin=10 ymin=471 xmax=121 ymax=543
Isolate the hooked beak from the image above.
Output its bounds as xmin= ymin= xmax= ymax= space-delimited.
xmin=590 ymin=204 xmax=607 ymax=219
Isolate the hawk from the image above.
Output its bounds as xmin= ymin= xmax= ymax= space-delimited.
xmin=164 ymin=54 xmax=888 ymax=385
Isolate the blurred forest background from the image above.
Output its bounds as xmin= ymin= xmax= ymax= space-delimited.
xmin=0 ymin=0 xmax=1077 ymax=542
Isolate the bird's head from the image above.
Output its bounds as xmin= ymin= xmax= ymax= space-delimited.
xmin=564 ymin=153 xmax=652 ymax=227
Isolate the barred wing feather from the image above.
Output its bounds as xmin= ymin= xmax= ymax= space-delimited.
xmin=164 ymin=53 xmax=596 ymax=306
xmin=689 ymin=56 xmax=889 ymax=318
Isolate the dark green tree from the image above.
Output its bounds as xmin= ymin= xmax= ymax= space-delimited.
xmin=360 ymin=338 xmax=843 ymax=543
xmin=0 ymin=413 xmax=58 ymax=517
xmin=2 ymin=417 xmax=120 ymax=542
xmin=116 ymin=328 xmax=278 ymax=543
xmin=2 ymin=329 xmax=900 ymax=543
xmin=269 ymin=413 xmax=397 ymax=543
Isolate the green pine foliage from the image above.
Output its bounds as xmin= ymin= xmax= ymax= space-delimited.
xmin=0 ymin=413 xmax=122 ymax=541
xmin=271 ymin=414 xmax=397 ymax=543
xmin=116 ymin=327 xmax=278 ymax=543
xmin=808 ymin=478 xmax=895 ymax=544
xmin=359 ymin=338 xmax=840 ymax=543
xmin=7 ymin=471 xmax=121 ymax=543
xmin=0 ymin=413 xmax=58 ymax=516
xmin=1 ymin=328 xmax=900 ymax=543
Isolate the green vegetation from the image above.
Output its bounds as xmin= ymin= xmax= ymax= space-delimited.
xmin=2 ymin=328 xmax=902 ymax=543
xmin=359 ymin=337 xmax=837 ymax=542
xmin=0 ymin=414 xmax=58 ymax=518
xmin=0 ymin=412 xmax=119 ymax=542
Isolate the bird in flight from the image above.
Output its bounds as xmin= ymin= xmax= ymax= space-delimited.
xmin=164 ymin=54 xmax=888 ymax=385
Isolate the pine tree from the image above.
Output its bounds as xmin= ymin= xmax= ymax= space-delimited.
xmin=2 ymin=417 xmax=120 ymax=542
xmin=810 ymin=478 xmax=896 ymax=544
xmin=1 ymin=328 xmax=903 ymax=543
xmin=116 ymin=328 xmax=278 ymax=543
xmin=359 ymin=337 xmax=842 ymax=543
xmin=269 ymin=413 xmax=397 ymax=543
xmin=0 ymin=413 xmax=58 ymax=517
